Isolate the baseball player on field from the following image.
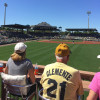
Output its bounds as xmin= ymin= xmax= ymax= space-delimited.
xmin=40 ymin=43 xmax=84 ymax=100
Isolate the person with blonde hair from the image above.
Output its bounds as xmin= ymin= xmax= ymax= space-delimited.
xmin=4 ymin=42 xmax=35 ymax=100
xmin=40 ymin=43 xmax=84 ymax=100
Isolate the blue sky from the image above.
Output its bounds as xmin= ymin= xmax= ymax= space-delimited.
xmin=0 ymin=0 xmax=100 ymax=32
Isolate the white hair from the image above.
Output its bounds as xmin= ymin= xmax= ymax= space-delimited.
xmin=56 ymin=55 xmax=68 ymax=60
xmin=56 ymin=55 xmax=63 ymax=60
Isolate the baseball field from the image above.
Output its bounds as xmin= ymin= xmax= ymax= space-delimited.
xmin=0 ymin=39 xmax=100 ymax=99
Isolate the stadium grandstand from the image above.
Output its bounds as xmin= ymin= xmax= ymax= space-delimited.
xmin=0 ymin=24 xmax=33 ymax=45
xmin=30 ymin=22 xmax=59 ymax=39
xmin=0 ymin=22 xmax=100 ymax=45
xmin=65 ymin=28 xmax=100 ymax=41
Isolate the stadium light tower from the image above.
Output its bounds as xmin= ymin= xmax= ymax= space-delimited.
xmin=87 ymin=11 xmax=91 ymax=29
xmin=4 ymin=3 xmax=8 ymax=25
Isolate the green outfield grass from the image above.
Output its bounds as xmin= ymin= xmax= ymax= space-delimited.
xmin=0 ymin=41 xmax=100 ymax=72
xmin=0 ymin=41 xmax=100 ymax=99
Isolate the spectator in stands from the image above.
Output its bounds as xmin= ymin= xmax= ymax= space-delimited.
xmin=4 ymin=42 xmax=35 ymax=100
xmin=40 ymin=43 xmax=84 ymax=100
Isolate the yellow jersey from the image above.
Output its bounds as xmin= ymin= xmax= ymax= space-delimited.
xmin=40 ymin=62 xmax=84 ymax=100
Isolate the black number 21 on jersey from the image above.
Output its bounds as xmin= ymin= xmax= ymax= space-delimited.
xmin=47 ymin=79 xmax=66 ymax=100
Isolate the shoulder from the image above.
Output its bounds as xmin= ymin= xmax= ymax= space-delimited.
xmin=7 ymin=57 xmax=13 ymax=63
xmin=94 ymin=72 xmax=100 ymax=79
xmin=95 ymin=72 xmax=100 ymax=76
xmin=45 ymin=63 xmax=55 ymax=68
xmin=68 ymin=65 xmax=78 ymax=71
xmin=24 ymin=59 xmax=33 ymax=69
xmin=65 ymin=65 xmax=81 ymax=79
xmin=23 ymin=59 xmax=32 ymax=64
xmin=8 ymin=57 xmax=12 ymax=61
xmin=25 ymin=58 xmax=31 ymax=62
xmin=67 ymin=65 xmax=79 ymax=73
xmin=46 ymin=63 xmax=55 ymax=66
xmin=43 ymin=63 xmax=55 ymax=72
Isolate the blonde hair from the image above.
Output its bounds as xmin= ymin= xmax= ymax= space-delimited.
xmin=11 ymin=52 xmax=26 ymax=61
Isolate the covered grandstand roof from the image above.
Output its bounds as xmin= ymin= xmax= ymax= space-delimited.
xmin=31 ymin=22 xmax=58 ymax=31
xmin=1 ymin=24 xmax=30 ymax=29
xmin=66 ymin=28 xmax=98 ymax=32
xmin=36 ymin=22 xmax=51 ymax=26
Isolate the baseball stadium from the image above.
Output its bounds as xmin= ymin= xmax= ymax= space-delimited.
xmin=0 ymin=21 xmax=100 ymax=100
xmin=0 ymin=0 xmax=100 ymax=99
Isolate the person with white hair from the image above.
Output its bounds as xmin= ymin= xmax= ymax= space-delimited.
xmin=4 ymin=42 xmax=35 ymax=100
xmin=40 ymin=43 xmax=84 ymax=100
